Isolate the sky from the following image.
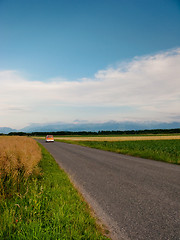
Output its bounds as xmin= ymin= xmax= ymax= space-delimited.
xmin=0 ymin=0 xmax=180 ymax=129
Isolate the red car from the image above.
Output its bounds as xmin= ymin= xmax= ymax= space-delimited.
xmin=46 ymin=135 xmax=54 ymax=142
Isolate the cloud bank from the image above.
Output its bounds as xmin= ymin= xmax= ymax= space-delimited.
xmin=0 ymin=48 xmax=180 ymax=128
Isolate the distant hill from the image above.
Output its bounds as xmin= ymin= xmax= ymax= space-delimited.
xmin=0 ymin=127 xmax=17 ymax=134
xmin=19 ymin=121 xmax=180 ymax=133
xmin=1 ymin=121 xmax=180 ymax=134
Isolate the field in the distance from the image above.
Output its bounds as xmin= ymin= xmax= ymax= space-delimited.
xmin=54 ymin=135 xmax=180 ymax=142
xmin=35 ymin=133 xmax=180 ymax=142
xmin=52 ymin=135 xmax=180 ymax=165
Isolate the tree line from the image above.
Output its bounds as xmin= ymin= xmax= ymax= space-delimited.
xmin=2 ymin=128 xmax=180 ymax=136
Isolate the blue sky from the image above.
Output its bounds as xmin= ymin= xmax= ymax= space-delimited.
xmin=0 ymin=0 xmax=180 ymax=129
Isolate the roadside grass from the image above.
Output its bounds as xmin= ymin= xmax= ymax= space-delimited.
xmin=57 ymin=139 xmax=180 ymax=165
xmin=0 ymin=137 xmax=109 ymax=239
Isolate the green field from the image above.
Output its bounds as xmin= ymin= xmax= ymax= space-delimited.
xmin=60 ymin=139 xmax=180 ymax=164
xmin=0 ymin=143 xmax=109 ymax=239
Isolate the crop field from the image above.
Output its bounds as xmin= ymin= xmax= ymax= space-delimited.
xmin=0 ymin=136 xmax=109 ymax=239
xmin=58 ymin=139 xmax=180 ymax=165
xmin=0 ymin=136 xmax=41 ymax=198
xmin=54 ymin=135 xmax=180 ymax=142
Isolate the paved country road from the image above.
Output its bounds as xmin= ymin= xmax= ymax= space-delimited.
xmin=37 ymin=140 xmax=180 ymax=240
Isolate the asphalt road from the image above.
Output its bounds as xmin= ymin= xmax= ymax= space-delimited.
xmin=38 ymin=140 xmax=180 ymax=240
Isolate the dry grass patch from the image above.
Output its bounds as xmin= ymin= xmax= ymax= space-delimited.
xmin=0 ymin=136 xmax=41 ymax=198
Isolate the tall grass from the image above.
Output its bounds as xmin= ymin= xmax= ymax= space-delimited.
xmin=0 ymin=136 xmax=41 ymax=199
xmin=0 ymin=137 xmax=109 ymax=239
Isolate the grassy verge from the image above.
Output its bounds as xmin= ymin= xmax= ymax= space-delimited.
xmin=57 ymin=139 xmax=180 ymax=165
xmin=0 ymin=141 xmax=109 ymax=239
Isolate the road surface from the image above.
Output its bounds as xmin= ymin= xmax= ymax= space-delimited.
xmin=38 ymin=140 xmax=180 ymax=240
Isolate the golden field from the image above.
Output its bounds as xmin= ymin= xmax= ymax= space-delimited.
xmin=0 ymin=136 xmax=41 ymax=181
xmin=53 ymin=135 xmax=180 ymax=142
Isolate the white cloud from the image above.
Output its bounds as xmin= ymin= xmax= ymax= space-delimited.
xmin=0 ymin=48 xmax=180 ymax=128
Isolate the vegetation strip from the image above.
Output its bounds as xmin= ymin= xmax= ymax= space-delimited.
xmin=54 ymin=135 xmax=180 ymax=142
xmin=0 ymin=137 xmax=109 ymax=239
xmin=57 ymin=139 xmax=180 ymax=165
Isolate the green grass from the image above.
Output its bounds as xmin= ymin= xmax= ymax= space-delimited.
xmin=60 ymin=139 xmax=180 ymax=165
xmin=0 ymin=144 xmax=109 ymax=240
